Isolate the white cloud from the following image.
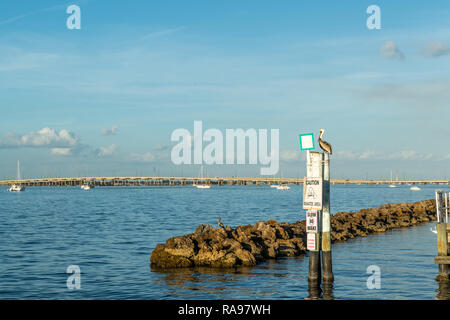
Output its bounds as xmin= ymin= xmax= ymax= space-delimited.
xmin=155 ymin=144 xmax=169 ymax=151
xmin=421 ymin=42 xmax=450 ymax=58
xmin=0 ymin=128 xmax=94 ymax=157
xmin=359 ymin=151 xmax=377 ymax=160
xmin=51 ymin=148 xmax=72 ymax=156
xmin=130 ymin=152 xmax=157 ymax=162
xmin=334 ymin=150 xmax=433 ymax=161
xmin=2 ymin=127 xmax=78 ymax=148
xmin=388 ymin=151 xmax=433 ymax=161
xmin=97 ymin=144 xmax=118 ymax=157
xmin=280 ymin=150 xmax=301 ymax=162
xmin=380 ymin=41 xmax=405 ymax=60
xmin=101 ymin=125 xmax=118 ymax=136
xmin=334 ymin=150 xmax=359 ymax=160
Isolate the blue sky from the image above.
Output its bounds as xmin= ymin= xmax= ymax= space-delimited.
xmin=1 ymin=0 xmax=450 ymax=179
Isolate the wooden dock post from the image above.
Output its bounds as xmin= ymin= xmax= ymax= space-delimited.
xmin=306 ymin=151 xmax=323 ymax=284
xmin=434 ymin=190 xmax=450 ymax=281
xmin=435 ymin=222 xmax=449 ymax=281
xmin=321 ymin=152 xmax=334 ymax=283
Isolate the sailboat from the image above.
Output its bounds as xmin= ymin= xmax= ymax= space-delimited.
xmin=8 ymin=161 xmax=25 ymax=192
xmin=404 ymin=174 xmax=411 ymax=186
xmin=389 ymin=170 xmax=396 ymax=188
xmin=194 ymin=165 xmax=211 ymax=189
xmin=275 ymin=169 xmax=290 ymax=190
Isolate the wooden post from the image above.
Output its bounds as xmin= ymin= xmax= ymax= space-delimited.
xmin=306 ymin=151 xmax=322 ymax=284
xmin=321 ymin=152 xmax=334 ymax=283
xmin=434 ymin=190 xmax=449 ymax=281
xmin=436 ymin=222 xmax=449 ymax=281
xmin=436 ymin=191 xmax=443 ymax=222
xmin=446 ymin=193 xmax=449 ymax=223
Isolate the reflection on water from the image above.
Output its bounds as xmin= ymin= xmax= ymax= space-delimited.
xmin=305 ymin=282 xmax=334 ymax=300
xmin=151 ymin=256 xmax=339 ymax=300
xmin=436 ymin=281 xmax=450 ymax=300
xmin=306 ymin=282 xmax=322 ymax=300
xmin=152 ymin=266 xmax=256 ymax=297
xmin=151 ymin=260 xmax=302 ymax=299
xmin=322 ymin=282 xmax=335 ymax=300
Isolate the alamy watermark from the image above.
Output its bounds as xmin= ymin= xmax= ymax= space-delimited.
xmin=66 ymin=5 xmax=81 ymax=30
xmin=171 ymin=121 xmax=279 ymax=175
xmin=66 ymin=265 xmax=81 ymax=290
xmin=366 ymin=5 xmax=381 ymax=30
xmin=366 ymin=265 xmax=381 ymax=289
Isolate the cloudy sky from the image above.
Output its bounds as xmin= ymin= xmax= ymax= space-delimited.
xmin=1 ymin=0 xmax=450 ymax=179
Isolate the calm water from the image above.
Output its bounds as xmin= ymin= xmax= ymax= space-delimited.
xmin=0 ymin=184 xmax=449 ymax=300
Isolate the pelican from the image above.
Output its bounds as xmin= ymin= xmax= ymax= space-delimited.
xmin=318 ymin=129 xmax=332 ymax=155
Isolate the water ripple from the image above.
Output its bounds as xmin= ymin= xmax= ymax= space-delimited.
xmin=0 ymin=184 xmax=448 ymax=299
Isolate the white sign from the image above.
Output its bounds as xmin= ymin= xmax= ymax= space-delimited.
xmin=299 ymin=133 xmax=314 ymax=151
xmin=303 ymin=177 xmax=323 ymax=210
xmin=306 ymin=210 xmax=318 ymax=233
xmin=307 ymin=233 xmax=316 ymax=251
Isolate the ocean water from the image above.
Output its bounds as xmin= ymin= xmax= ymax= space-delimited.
xmin=0 ymin=184 xmax=449 ymax=300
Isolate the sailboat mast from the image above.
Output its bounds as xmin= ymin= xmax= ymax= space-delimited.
xmin=17 ymin=160 xmax=21 ymax=180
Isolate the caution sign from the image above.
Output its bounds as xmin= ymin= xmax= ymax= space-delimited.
xmin=306 ymin=210 xmax=318 ymax=233
xmin=307 ymin=233 xmax=316 ymax=251
xmin=303 ymin=177 xmax=323 ymax=210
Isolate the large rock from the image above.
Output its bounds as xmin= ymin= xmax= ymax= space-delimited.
xmin=150 ymin=198 xmax=437 ymax=269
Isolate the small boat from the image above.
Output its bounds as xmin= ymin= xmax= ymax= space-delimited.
xmin=8 ymin=184 xmax=25 ymax=192
xmin=195 ymin=184 xmax=211 ymax=189
xmin=276 ymin=184 xmax=290 ymax=190
xmin=81 ymin=184 xmax=93 ymax=190
xmin=270 ymin=185 xmax=279 ymax=188
xmin=430 ymin=227 xmax=437 ymax=234
xmin=410 ymin=185 xmax=421 ymax=191
xmin=7 ymin=161 xmax=25 ymax=192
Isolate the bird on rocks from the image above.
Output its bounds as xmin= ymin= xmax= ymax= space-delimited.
xmin=218 ymin=217 xmax=224 ymax=229
xmin=318 ymin=128 xmax=332 ymax=155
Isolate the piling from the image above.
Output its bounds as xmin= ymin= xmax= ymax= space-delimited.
xmin=321 ymin=152 xmax=334 ymax=283
xmin=436 ymin=223 xmax=449 ymax=281
xmin=306 ymin=151 xmax=322 ymax=284
xmin=434 ymin=191 xmax=450 ymax=281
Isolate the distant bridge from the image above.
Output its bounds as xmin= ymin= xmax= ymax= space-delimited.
xmin=0 ymin=176 xmax=449 ymax=187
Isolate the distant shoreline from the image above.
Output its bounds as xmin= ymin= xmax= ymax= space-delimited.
xmin=1 ymin=176 xmax=449 ymax=187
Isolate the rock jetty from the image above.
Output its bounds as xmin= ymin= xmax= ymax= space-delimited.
xmin=150 ymin=199 xmax=436 ymax=269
